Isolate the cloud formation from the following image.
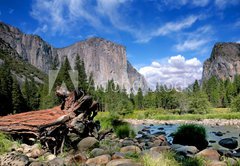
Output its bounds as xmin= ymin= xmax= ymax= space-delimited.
xmin=174 ymin=25 xmax=213 ymax=52
xmin=139 ymin=55 xmax=202 ymax=90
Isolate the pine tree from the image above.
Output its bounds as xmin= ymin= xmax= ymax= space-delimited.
xmin=11 ymin=76 xmax=26 ymax=114
xmin=0 ymin=63 xmax=13 ymax=115
xmin=136 ymin=88 xmax=143 ymax=110
xmin=87 ymin=72 xmax=95 ymax=95
xmin=193 ymin=80 xmax=200 ymax=93
xmin=55 ymin=57 xmax=74 ymax=91
xmin=75 ymin=55 xmax=88 ymax=91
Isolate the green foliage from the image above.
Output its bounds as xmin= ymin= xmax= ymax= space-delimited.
xmin=142 ymin=151 xmax=180 ymax=166
xmin=193 ymin=80 xmax=200 ymax=93
xmin=114 ymin=123 xmax=135 ymax=139
xmin=22 ymin=78 xmax=40 ymax=110
xmin=173 ymin=124 xmax=208 ymax=150
xmin=75 ymin=55 xmax=88 ymax=91
xmin=0 ymin=132 xmax=13 ymax=154
xmin=136 ymin=88 xmax=144 ymax=109
xmin=189 ymin=92 xmax=210 ymax=114
xmin=11 ymin=76 xmax=26 ymax=114
xmin=0 ymin=63 xmax=13 ymax=115
xmin=231 ymin=95 xmax=240 ymax=112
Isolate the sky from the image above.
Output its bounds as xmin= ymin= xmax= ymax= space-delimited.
xmin=0 ymin=0 xmax=240 ymax=89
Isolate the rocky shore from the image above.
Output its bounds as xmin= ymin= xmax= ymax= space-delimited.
xmin=1 ymin=127 xmax=240 ymax=166
xmin=125 ymin=119 xmax=240 ymax=127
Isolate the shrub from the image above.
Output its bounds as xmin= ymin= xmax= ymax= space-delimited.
xmin=189 ymin=93 xmax=210 ymax=114
xmin=172 ymin=124 xmax=208 ymax=150
xmin=0 ymin=132 xmax=13 ymax=154
xmin=114 ymin=123 xmax=135 ymax=139
xmin=231 ymin=95 xmax=240 ymax=112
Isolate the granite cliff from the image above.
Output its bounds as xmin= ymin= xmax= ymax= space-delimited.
xmin=202 ymin=42 xmax=240 ymax=81
xmin=0 ymin=22 xmax=147 ymax=92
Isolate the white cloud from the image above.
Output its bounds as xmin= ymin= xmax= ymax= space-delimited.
xmin=215 ymin=0 xmax=240 ymax=9
xmin=159 ymin=0 xmax=210 ymax=8
xmin=136 ymin=15 xmax=200 ymax=43
xmin=139 ymin=55 xmax=202 ymax=90
xmin=30 ymin=0 xmax=104 ymax=35
xmin=175 ymin=39 xmax=209 ymax=51
xmin=174 ymin=25 xmax=213 ymax=52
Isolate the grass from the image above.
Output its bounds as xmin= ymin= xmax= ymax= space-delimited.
xmin=0 ymin=132 xmax=14 ymax=155
xmin=121 ymin=107 xmax=240 ymax=120
xmin=142 ymin=151 xmax=180 ymax=166
xmin=96 ymin=108 xmax=240 ymax=122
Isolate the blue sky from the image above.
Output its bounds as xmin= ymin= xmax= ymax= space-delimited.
xmin=0 ymin=0 xmax=240 ymax=88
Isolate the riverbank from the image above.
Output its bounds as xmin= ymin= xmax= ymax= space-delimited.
xmin=125 ymin=118 xmax=240 ymax=127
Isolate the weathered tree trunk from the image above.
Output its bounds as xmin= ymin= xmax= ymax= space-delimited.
xmin=0 ymin=88 xmax=100 ymax=154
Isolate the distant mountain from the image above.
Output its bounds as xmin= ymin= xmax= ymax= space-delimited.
xmin=0 ymin=22 xmax=147 ymax=92
xmin=202 ymin=42 xmax=240 ymax=81
xmin=0 ymin=38 xmax=47 ymax=84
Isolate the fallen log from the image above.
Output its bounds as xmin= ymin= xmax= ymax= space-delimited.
xmin=0 ymin=87 xmax=100 ymax=154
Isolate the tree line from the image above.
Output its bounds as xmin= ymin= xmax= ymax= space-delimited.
xmin=1 ymin=54 xmax=240 ymax=116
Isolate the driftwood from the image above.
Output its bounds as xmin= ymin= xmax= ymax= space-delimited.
xmin=0 ymin=87 xmax=100 ymax=154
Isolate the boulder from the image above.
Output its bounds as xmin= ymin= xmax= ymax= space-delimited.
xmin=77 ymin=137 xmax=99 ymax=151
xmin=150 ymin=146 xmax=171 ymax=153
xmin=174 ymin=146 xmax=199 ymax=156
xmin=0 ymin=152 xmax=29 ymax=166
xmin=90 ymin=148 xmax=106 ymax=157
xmin=219 ymin=138 xmax=238 ymax=149
xmin=29 ymin=161 xmax=47 ymax=166
xmin=106 ymin=159 xmax=140 ymax=166
xmin=120 ymin=145 xmax=141 ymax=154
xmin=112 ymin=152 xmax=125 ymax=159
xmin=44 ymin=153 xmax=56 ymax=162
xmin=86 ymin=154 xmax=111 ymax=165
xmin=47 ymin=157 xmax=64 ymax=166
xmin=207 ymin=161 xmax=227 ymax=166
xmin=67 ymin=153 xmax=87 ymax=165
xmin=196 ymin=149 xmax=220 ymax=161
xmin=122 ymin=139 xmax=135 ymax=147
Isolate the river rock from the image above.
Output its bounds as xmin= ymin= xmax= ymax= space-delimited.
xmin=67 ymin=153 xmax=87 ymax=165
xmin=47 ymin=157 xmax=64 ymax=166
xmin=77 ymin=137 xmax=99 ymax=151
xmin=120 ymin=145 xmax=141 ymax=154
xmin=219 ymin=138 xmax=238 ymax=149
xmin=196 ymin=149 xmax=220 ymax=161
xmin=29 ymin=161 xmax=47 ymax=166
xmin=90 ymin=148 xmax=106 ymax=157
xmin=207 ymin=161 xmax=227 ymax=166
xmin=214 ymin=131 xmax=224 ymax=137
xmin=0 ymin=152 xmax=29 ymax=166
xmin=150 ymin=146 xmax=171 ymax=153
xmin=122 ymin=139 xmax=135 ymax=146
xmin=106 ymin=159 xmax=139 ymax=166
xmin=112 ymin=152 xmax=125 ymax=159
xmin=86 ymin=154 xmax=111 ymax=165
xmin=174 ymin=146 xmax=199 ymax=156
xmin=44 ymin=153 xmax=56 ymax=161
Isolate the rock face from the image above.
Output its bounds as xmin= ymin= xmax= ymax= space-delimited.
xmin=0 ymin=21 xmax=147 ymax=92
xmin=202 ymin=42 xmax=240 ymax=81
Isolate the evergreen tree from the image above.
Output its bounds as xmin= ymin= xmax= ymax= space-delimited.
xmin=11 ymin=76 xmax=26 ymax=114
xmin=55 ymin=57 xmax=74 ymax=91
xmin=75 ymin=55 xmax=88 ymax=91
xmin=0 ymin=63 xmax=13 ymax=115
xmin=22 ymin=78 xmax=40 ymax=110
xmin=136 ymin=88 xmax=143 ymax=110
xmin=193 ymin=80 xmax=200 ymax=93
xmin=203 ymin=76 xmax=221 ymax=107
xmin=87 ymin=72 xmax=95 ymax=95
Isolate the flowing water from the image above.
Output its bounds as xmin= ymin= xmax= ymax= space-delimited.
xmin=132 ymin=123 xmax=240 ymax=150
